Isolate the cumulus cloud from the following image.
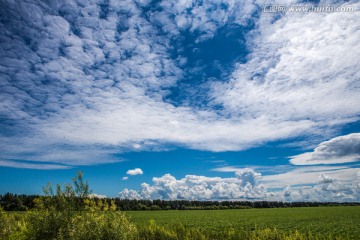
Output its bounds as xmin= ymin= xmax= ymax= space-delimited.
xmin=119 ymin=168 xmax=266 ymax=200
xmin=0 ymin=0 xmax=359 ymax=167
xmin=126 ymin=168 xmax=143 ymax=176
xmin=89 ymin=193 xmax=107 ymax=199
xmin=122 ymin=176 xmax=129 ymax=181
xmin=290 ymin=133 xmax=360 ymax=165
xmin=119 ymin=168 xmax=360 ymax=201
xmin=280 ymin=171 xmax=360 ymax=202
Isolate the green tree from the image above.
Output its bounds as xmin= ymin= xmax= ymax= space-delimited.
xmin=73 ymin=171 xmax=91 ymax=198
xmin=25 ymin=171 xmax=137 ymax=240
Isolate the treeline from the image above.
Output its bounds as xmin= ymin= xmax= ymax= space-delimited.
xmin=1 ymin=193 xmax=359 ymax=211
xmin=116 ymin=199 xmax=360 ymax=210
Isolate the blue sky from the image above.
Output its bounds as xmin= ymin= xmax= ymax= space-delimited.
xmin=0 ymin=0 xmax=359 ymax=201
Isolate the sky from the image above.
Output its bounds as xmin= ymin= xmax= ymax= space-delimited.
xmin=0 ymin=0 xmax=359 ymax=202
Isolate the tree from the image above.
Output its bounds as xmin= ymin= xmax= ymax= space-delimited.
xmin=73 ymin=171 xmax=92 ymax=198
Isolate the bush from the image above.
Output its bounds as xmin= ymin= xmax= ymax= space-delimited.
xmin=22 ymin=206 xmax=137 ymax=240
xmin=68 ymin=211 xmax=137 ymax=240
xmin=25 ymin=209 xmax=70 ymax=240
xmin=1 ymin=172 xmax=139 ymax=240
xmin=0 ymin=207 xmax=27 ymax=240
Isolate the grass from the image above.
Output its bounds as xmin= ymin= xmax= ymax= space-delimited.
xmin=126 ymin=206 xmax=360 ymax=239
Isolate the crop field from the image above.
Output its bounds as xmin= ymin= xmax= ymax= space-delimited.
xmin=2 ymin=206 xmax=360 ymax=239
xmin=126 ymin=206 xmax=360 ymax=239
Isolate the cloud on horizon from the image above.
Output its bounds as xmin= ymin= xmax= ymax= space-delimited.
xmin=119 ymin=168 xmax=266 ymax=200
xmin=279 ymin=172 xmax=360 ymax=202
xmin=212 ymin=163 xmax=360 ymax=188
xmin=89 ymin=193 xmax=107 ymax=199
xmin=119 ymin=168 xmax=360 ymax=202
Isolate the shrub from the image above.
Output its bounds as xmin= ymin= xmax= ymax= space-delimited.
xmin=68 ymin=211 xmax=137 ymax=240
xmin=0 ymin=207 xmax=27 ymax=240
xmin=22 ymin=172 xmax=138 ymax=240
xmin=25 ymin=209 xmax=70 ymax=240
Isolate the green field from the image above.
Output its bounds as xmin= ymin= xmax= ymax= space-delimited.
xmin=126 ymin=206 xmax=360 ymax=239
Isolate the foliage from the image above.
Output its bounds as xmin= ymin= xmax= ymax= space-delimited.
xmin=0 ymin=172 xmax=137 ymax=240
xmin=38 ymin=171 xmax=91 ymax=211
xmin=73 ymin=171 xmax=91 ymax=198
xmin=68 ymin=210 xmax=137 ymax=240
xmin=24 ymin=201 xmax=137 ymax=240
xmin=2 ymin=193 xmax=360 ymax=212
xmin=0 ymin=193 xmax=32 ymax=211
xmin=0 ymin=206 xmax=27 ymax=240
xmin=113 ymin=199 xmax=359 ymax=211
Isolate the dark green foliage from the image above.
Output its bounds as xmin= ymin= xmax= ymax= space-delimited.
xmin=0 ymin=193 xmax=30 ymax=211
xmin=2 ymin=194 xmax=359 ymax=212
xmin=114 ymin=199 xmax=359 ymax=211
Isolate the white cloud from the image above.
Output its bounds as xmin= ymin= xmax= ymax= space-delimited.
xmin=119 ymin=188 xmax=142 ymax=200
xmin=290 ymin=133 xmax=360 ymax=165
xmin=261 ymin=166 xmax=358 ymax=188
xmin=0 ymin=0 xmax=359 ymax=167
xmin=122 ymin=176 xmax=129 ymax=181
xmin=155 ymin=1 xmax=257 ymax=41
xmin=119 ymin=168 xmax=266 ymax=200
xmin=212 ymin=164 xmax=360 ymax=189
xmin=89 ymin=193 xmax=107 ymax=199
xmin=212 ymin=166 xmax=248 ymax=172
xmin=119 ymin=168 xmax=360 ymax=201
xmin=211 ymin=1 xmax=360 ymax=142
xmin=278 ymin=171 xmax=360 ymax=202
xmin=132 ymin=143 xmax=141 ymax=149
xmin=318 ymin=172 xmax=334 ymax=184
xmin=126 ymin=168 xmax=143 ymax=176
xmin=0 ymin=159 xmax=71 ymax=170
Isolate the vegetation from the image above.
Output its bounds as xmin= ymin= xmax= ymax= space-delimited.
xmin=128 ymin=207 xmax=360 ymax=239
xmin=114 ymin=199 xmax=359 ymax=210
xmin=0 ymin=172 xmax=137 ymax=240
xmin=2 ymin=194 xmax=359 ymax=212
xmin=136 ymin=220 xmax=320 ymax=240
xmin=1 ymin=172 xmax=359 ymax=239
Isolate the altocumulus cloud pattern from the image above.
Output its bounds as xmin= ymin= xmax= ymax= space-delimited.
xmin=1 ymin=0 xmax=359 ymax=166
